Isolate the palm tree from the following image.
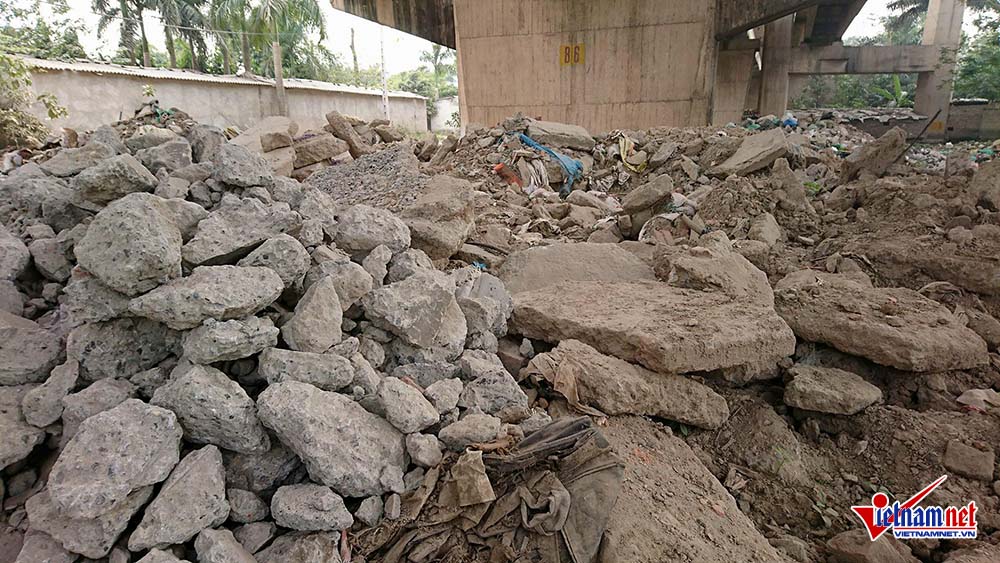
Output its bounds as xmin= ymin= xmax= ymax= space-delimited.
xmin=93 ymin=0 xmax=152 ymax=66
xmin=248 ymin=0 xmax=325 ymax=115
xmin=154 ymin=0 xmax=206 ymax=68
xmin=419 ymin=44 xmax=455 ymax=99
xmin=210 ymin=0 xmax=256 ymax=75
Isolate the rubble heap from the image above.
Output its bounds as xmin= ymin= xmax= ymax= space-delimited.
xmin=1 ymin=103 xmax=999 ymax=563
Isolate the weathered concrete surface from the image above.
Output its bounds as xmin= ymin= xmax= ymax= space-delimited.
xmin=774 ymin=270 xmax=989 ymax=372
xmin=512 ymin=280 xmax=795 ymax=375
xmin=498 ymin=243 xmax=655 ymax=294
xmin=524 ymin=339 xmax=730 ymax=429
xmin=783 ymin=365 xmax=883 ymax=415
xmin=708 ymin=128 xmax=789 ymax=177
xmin=257 ymin=381 xmax=406 ymax=498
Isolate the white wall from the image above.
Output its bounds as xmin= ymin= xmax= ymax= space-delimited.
xmin=27 ymin=69 xmax=428 ymax=133
xmin=431 ymin=96 xmax=460 ymax=132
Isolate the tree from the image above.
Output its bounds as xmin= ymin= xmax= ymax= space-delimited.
xmin=154 ymin=0 xmax=207 ymax=69
xmin=0 ymin=53 xmax=67 ymax=149
xmin=955 ymin=30 xmax=1000 ymax=99
xmin=247 ymin=0 xmax=325 ymax=116
xmin=93 ymin=0 xmax=154 ymax=66
xmin=419 ymin=44 xmax=456 ymax=99
xmin=210 ymin=0 xmax=256 ymax=75
xmin=389 ymin=68 xmax=438 ymax=119
xmin=885 ymin=0 xmax=1000 ymax=32
xmin=0 ymin=0 xmax=87 ymax=60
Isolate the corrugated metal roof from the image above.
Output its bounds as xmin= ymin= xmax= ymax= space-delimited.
xmin=18 ymin=55 xmax=425 ymax=100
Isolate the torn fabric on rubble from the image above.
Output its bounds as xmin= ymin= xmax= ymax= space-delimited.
xmin=354 ymin=416 xmax=623 ymax=563
xmin=517 ymin=133 xmax=584 ymax=197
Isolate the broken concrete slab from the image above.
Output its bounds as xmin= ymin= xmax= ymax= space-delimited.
xmin=512 ymin=280 xmax=795 ymax=376
xmin=498 ymin=242 xmax=655 ymax=294
xmin=293 ymin=133 xmax=348 ymax=169
xmin=236 ymin=233 xmax=310 ymax=288
xmin=128 ymin=265 xmax=283 ymax=330
xmin=774 ymin=270 xmax=989 ymax=372
xmin=325 ymin=110 xmax=374 ymax=158
xmin=525 ymin=339 xmax=730 ymax=429
xmin=526 ymin=120 xmax=595 ymax=151
xmin=0 ymin=312 xmax=62 ymax=385
xmin=783 ymin=365 xmax=882 ymax=415
xmin=270 ymin=484 xmax=353 ymax=532
xmin=182 ymin=316 xmax=278 ymax=364
xmin=21 ymin=360 xmax=78 ymax=428
xmin=942 ymin=440 xmax=995 ymax=482
xmin=212 ymin=143 xmax=274 ymax=188
xmin=377 ymin=377 xmax=440 ymax=433
xmin=401 ymin=175 xmax=477 ymax=260
xmin=257 ymin=381 xmax=406 ymax=497
xmin=281 ymin=275 xmax=343 ymax=353
xmin=151 ymin=365 xmax=270 ymax=454
xmin=362 ymin=269 xmax=455 ymax=349
xmin=839 ymin=127 xmax=907 ymax=184
xmin=74 ymin=192 xmax=184 ymax=296
xmin=181 ymin=197 xmax=300 ymax=266
xmin=47 ymin=399 xmax=181 ymax=519
xmin=66 ymin=317 xmax=179 ymax=381
xmin=708 ymin=128 xmax=788 ymax=177
xmin=331 ymin=204 xmax=411 ymax=258
xmin=59 ymin=377 xmax=135 ymax=444
xmin=39 ymin=142 xmax=116 ymax=177
xmin=135 ymin=138 xmax=193 ymax=174
xmin=70 ymin=154 xmax=157 ymax=205
xmin=257 ymin=347 xmax=354 ymax=391
xmin=0 ymin=384 xmax=46 ymax=469
xmin=26 ymin=486 xmax=154 ymax=559
xmin=0 ymin=225 xmax=29 ymax=280
xmin=194 ymin=528 xmax=256 ymax=563
xmin=128 ymin=445 xmax=229 ymax=551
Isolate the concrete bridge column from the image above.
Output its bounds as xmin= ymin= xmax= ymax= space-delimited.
xmin=914 ymin=0 xmax=965 ymax=138
xmin=759 ymin=15 xmax=795 ymax=117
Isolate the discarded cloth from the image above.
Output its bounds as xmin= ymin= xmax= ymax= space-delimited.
xmin=518 ymin=133 xmax=584 ymax=197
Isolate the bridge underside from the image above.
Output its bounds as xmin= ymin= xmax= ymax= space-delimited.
xmin=329 ymin=0 xmax=960 ymax=137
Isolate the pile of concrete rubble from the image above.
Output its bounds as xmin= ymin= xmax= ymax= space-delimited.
xmin=0 ymin=103 xmax=999 ymax=563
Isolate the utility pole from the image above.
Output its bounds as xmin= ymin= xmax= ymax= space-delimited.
xmin=380 ymin=26 xmax=389 ymax=121
xmin=273 ymin=24 xmax=288 ymax=116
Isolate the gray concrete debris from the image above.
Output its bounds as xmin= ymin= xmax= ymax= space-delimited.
xmin=66 ymin=317 xmax=179 ymax=381
xmin=136 ymin=138 xmax=193 ymax=174
xmin=182 ymin=316 xmax=278 ymax=364
xmin=362 ymin=244 xmax=392 ymax=286
xmin=47 ymin=399 xmax=181 ymax=519
xmin=223 ymin=440 xmax=301 ymax=494
xmin=271 ymin=484 xmax=354 ymax=531
xmin=74 ymin=193 xmax=184 ymax=296
xmin=257 ymin=347 xmax=354 ymax=391
xmin=355 ymin=495 xmax=384 ymax=527
xmin=406 ymin=433 xmax=444 ymax=468
xmin=306 ymin=258 xmax=373 ymax=309
xmin=233 ymin=521 xmax=276 ymax=554
xmin=0 ymin=384 xmax=46 ymax=469
xmin=255 ymin=531 xmax=343 ymax=563
xmin=228 ymin=488 xmax=269 ymax=524
xmin=401 ymin=175 xmax=477 ymax=260
xmin=437 ymin=410 xmax=501 ymax=451
xmin=708 ymin=128 xmax=789 ymax=177
xmin=332 ymin=204 xmax=411 ymax=257
xmin=14 ymin=530 xmax=77 ymax=563
xmin=362 ymin=269 xmax=455 ymax=349
xmin=26 ymin=486 xmax=154 ymax=559
xmin=151 ymin=365 xmax=270 ymax=454
xmin=128 ymin=445 xmax=229 ymax=551
xmin=424 ymin=378 xmax=463 ymax=413
xmin=236 ymin=233 xmax=310 ymax=287
xmin=783 ymin=365 xmax=883 ymax=415
xmin=194 ymin=528 xmax=257 ymax=563
xmin=281 ymin=274 xmax=343 ymax=353
xmin=182 ymin=197 xmax=300 ymax=266
xmin=21 ymin=360 xmax=78 ymax=428
xmin=70 ymin=154 xmax=157 ymax=205
xmin=137 ymin=548 xmax=191 ymax=562
xmin=0 ymin=225 xmax=30 ymax=280
xmin=377 ymin=377 xmax=440 ymax=433
xmin=526 ymin=120 xmax=595 ymax=151
xmin=128 ymin=265 xmax=283 ymax=329
xmin=60 ymin=377 xmax=135 ymax=444
xmin=40 ymin=142 xmax=116 ymax=177
xmin=213 ymin=143 xmax=274 ymax=188
xmin=257 ymin=381 xmax=406 ymax=497
xmin=126 ymin=127 xmax=180 ymax=152
xmin=0 ymin=312 xmax=62 ymax=385
xmin=387 ymin=248 xmax=434 ymax=283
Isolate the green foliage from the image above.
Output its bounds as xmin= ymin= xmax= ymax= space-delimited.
xmin=389 ymin=46 xmax=458 ymax=123
xmin=0 ymin=53 xmax=67 ymax=149
xmin=0 ymin=0 xmax=87 ymax=60
xmin=872 ymin=75 xmax=913 ymax=107
xmin=955 ymin=30 xmax=1000 ymax=100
